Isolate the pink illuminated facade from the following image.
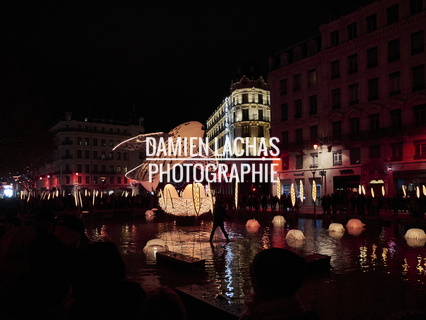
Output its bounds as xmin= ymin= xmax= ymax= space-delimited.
xmin=269 ymin=0 xmax=426 ymax=203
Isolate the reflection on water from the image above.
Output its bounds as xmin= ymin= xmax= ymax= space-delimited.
xmin=83 ymin=215 xmax=426 ymax=316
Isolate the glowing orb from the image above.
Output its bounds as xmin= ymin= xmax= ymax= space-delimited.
xmin=246 ymin=219 xmax=260 ymax=232
xmin=328 ymin=223 xmax=345 ymax=233
xmin=404 ymin=228 xmax=426 ymax=240
xmin=346 ymin=219 xmax=365 ymax=229
xmin=272 ymin=215 xmax=286 ymax=227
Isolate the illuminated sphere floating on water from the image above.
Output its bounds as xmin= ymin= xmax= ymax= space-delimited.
xmin=272 ymin=215 xmax=286 ymax=227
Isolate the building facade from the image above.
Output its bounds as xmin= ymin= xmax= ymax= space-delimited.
xmin=37 ymin=112 xmax=145 ymax=196
xmin=269 ymin=0 xmax=426 ymax=204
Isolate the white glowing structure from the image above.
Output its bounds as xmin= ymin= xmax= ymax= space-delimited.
xmin=286 ymin=229 xmax=305 ymax=248
xmin=272 ymin=215 xmax=286 ymax=227
xmin=143 ymin=238 xmax=168 ymax=260
xmin=159 ymin=183 xmax=212 ymax=217
xmin=346 ymin=219 xmax=365 ymax=229
xmin=246 ymin=219 xmax=260 ymax=232
xmin=404 ymin=228 xmax=426 ymax=240
xmin=328 ymin=223 xmax=345 ymax=233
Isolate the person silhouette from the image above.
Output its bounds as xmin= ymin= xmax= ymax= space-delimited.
xmin=239 ymin=248 xmax=320 ymax=320
xmin=209 ymin=199 xmax=231 ymax=242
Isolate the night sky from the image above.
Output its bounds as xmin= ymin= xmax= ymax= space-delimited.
xmin=1 ymin=0 xmax=375 ymax=133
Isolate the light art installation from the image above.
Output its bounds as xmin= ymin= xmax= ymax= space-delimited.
xmin=159 ymin=183 xmax=212 ymax=217
xmin=371 ymin=188 xmax=375 ymax=198
xmin=277 ymin=178 xmax=281 ymax=200
xmin=404 ymin=228 xmax=426 ymax=240
xmin=346 ymin=219 xmax=365 ymax=229
xmin=328 ymin=223 xmax=345 ymax=233
xmin=143 ymin=239 xmax=169 ymax=264
xmin=299 ymin=180 xmax=304 ymax=203
xmin=402 ymin=185 xmax=407 ymax=197
xmin=312 ymin=181 xmax=317 ymax=203
xmin=382 ymin=186 xmax=385 ymax=197
xmin=423 ymin=185 xmax=426 ymax=196
xmin=113 ymin=121 xmax=217 ymax=191
xmin=285 ymin=229 xmax=305 ymax=248
xmin=272 ymin=215 xmax=286 ymax=227
xmin=290 ymin=183 xmax=296 ymax=207
xmin=416 ymin=186 xmax=420 ymax=198
xmin=246 ymin=219 xmax=260 ymax=233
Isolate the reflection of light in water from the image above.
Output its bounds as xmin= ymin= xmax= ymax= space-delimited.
xmin=359 ymin=246 xmax=368 ymax=271
xmin=402 ymin=258 xmax=409 ymax=280
xmin=382 ymin=248 xmax=388 ymax=267
xmin=225 ymin=246 xmax=234 ymax=298
xmin=121 ymin=224 xmax=138 ymax=254
xmin=371 ymin=244 xmax=377 ymax=268
xmin=416 ymin=256 xmax=425 ymax=275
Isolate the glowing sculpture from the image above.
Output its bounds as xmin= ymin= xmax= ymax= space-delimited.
xmin=113 ymin=121 xmax=217 ymax=191
xmin=286 ymin=229 xmax=305 ymax=248
xmin=143 ymin=239 xmax=168 ymax=264
xmin=145 ymin=209 xmax=155 ymax=217
xmin=402 ymin=185 xmax=407 ymax=197
xmin=417 ymin=186 xmax=420 ymax=198
xmin=246 ymin=219 xmax=260 ymax=233
xmin=272 ymin=215 xmax=286 ymax=227
xmin=346 ymin=219 xmax=365 ymax=229
xmin=159 ymin=183 xmax=212 ymax=217
xmin=290 ymin=183 xmax=296 ymax=207
xmin=328 ymin=223 xmax=345 ymax=233
xmin=404 ymin=228 xmax=426 ymax=240
xmin=299 ymin=180 xmax=304 ymax=203
xmin=276 ymin=178 xmax=281 ymax=200
xmin=382 ymin=186 xmax=385 ymax=197
xmin=312 ymin=180 xmax=317 ymax=204
xmin=423 ymin=185 xmax=426 ymax=197
xmin=371 ymin=188 xmax=375 ymax=198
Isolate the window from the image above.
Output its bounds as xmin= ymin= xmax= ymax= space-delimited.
xmin=369 ymin=113 xmax=380 ymax=135
xmin=93 ymin=138 xmax=98 ymax=146
xmin=348 ymin=54 xmax=358 ymax=74
xmin=391 ymin=143 xmax=403 ymax=161
xmin=369 ymin=145 xmax=381 ymax=159
xmin=281 ymin=156 xmax=289 ymax=170
xmin=85 ymin=165 xmax=90 ymax=173
xmin=311 ymin=153 xmax=318 ymax=168
xmin=414 ymin=104 xmax=426 ymax=127
xmin=331 ymin=60 xmax=340 ymax=79
xmin=93 ymin=165 xmax=98 ymax=173
xmin=330 ymin=30 xmax=339 ymax=46
xmin=295 ymin=128 xmax=303 ymax=147
xmin=411 ymin=31 xmax=424 ymax=55
xmin=390 ymin=109 xmax=402 ymax=129
xmin=366 ymin=14 xmax=377 ymax=32
xmin=281 ymin=103 xmax=288 ymax=121
xmin=101 ymin=139 xmax=106 ymax=146
xmin=347 ymin=22 xmax=357 ymax=40
xmin=101 ymin=151 xmax=106 ymax=160
xmin=123 ymin=153 xmax=128 ymax=160
xmin=93 ymin=176 xmax=98 ymax=184
xmin=257 ymin=126 xmax=264 ymax=138
xmin=387 ymin=4 xmax=399 ymax=25
xmin=84 ymin=138 xmax=89 ymax=146
xmin=77 ymin=150 xmax=82 ymax=159
xmin=309 ymin=125 xmax=318 ymax=142
xmin=333 ymin=150 xmax=342 ymax=166
xmin=388 ymin=39 xmax=400 ymax=62
xmin=414 ymin=140 xmax=426 ymax=159
xmin=293 ymin=74 xmax=301 ymax=91
xmin=332 ymin=88 xmax=341 ymax=109
xmin=242 ymin=125 xmax=250 ymax=137
xmin=350 ymin=117 xmax=360 ymax=140
xmin=242 ymin=94 xmax=248 ymax=103
xmin=77 ymin=164 xmax=82 ymax=173
xmin=309 ymin=95 xmax=317 ymax=115
xmin=410 ymin=0 xmax=423 ymax=15
xmin=117 ymin=177 xmax=122 ymax=184
xmin=93 ymin=151 xmax=98 ymax=159
xmin=77 ymin=137 xmax=82 ymax=145
xmin=389 ymin=71 xmax=401 ymax=96
xmin=280 ymin=79 xmax=288 ymax=95
xmin=78 ymin=176 xmax=82 ymax=184
xmin=349 ymin=83 xmax=359 ymax=105
xmin=367 ymin=47 xmax=378 ymax=68
xmin=117 ymin=152 xmax=121 ymax=160
xmin=85 ymin=176 xmax=90 ymax=184
xmin=295 ymin=100 xmax=302 ymax=118
xmin=117 ymin=166 xmax=122 ymax=173
xmin=242 ymin=109 xmax=249 ymax=120
xmin=85 ymin=150 xmax=90 ymax=159
xmin=412 ymin=65 xmax=425 ymax=91
xmin=109 ymin=152 xmax=114 ymax=160
xmin=295 ymin=154 xmax=303 ymax=169
xmin=368 ymin=78 xmax=379 ymax=101
xmin=350 ymin=148 xmax=361 ymax=164
xmin=281 ymin=131 xmax=289 ymax=148
xmin=110 ymin=177 xmax=114 ymax=184
xmin=110 ymin=165 xmax=114 ymax=173
xmin=109 ymin=140 xmax=114 ymax=147
xmin=258 ymin=94 xmax=263 ymax=104
xmin=332 ymin=121 xmax=342 ymax=140
xmin=66 ymin=176 xmax=70 ymax=184
xmin=308 ymin=69 xmax=316 ymax=87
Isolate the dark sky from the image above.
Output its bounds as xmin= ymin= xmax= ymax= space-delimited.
xmin=1 ymin=0 xmax=375 ymax=133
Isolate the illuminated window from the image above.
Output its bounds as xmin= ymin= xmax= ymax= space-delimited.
xmin=295 ymin=154 xmax=303 ymax=169
xmin=333 ymin=150 xmax=342 ymax=166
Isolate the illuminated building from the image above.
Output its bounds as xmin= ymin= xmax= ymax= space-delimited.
xmin=37 ymin=112 xmax=144 ymax=195
xmin=269 ymin=0 xmax=426 ymax=202
xmin=206 ymin=62 xmax=272 ymax=195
